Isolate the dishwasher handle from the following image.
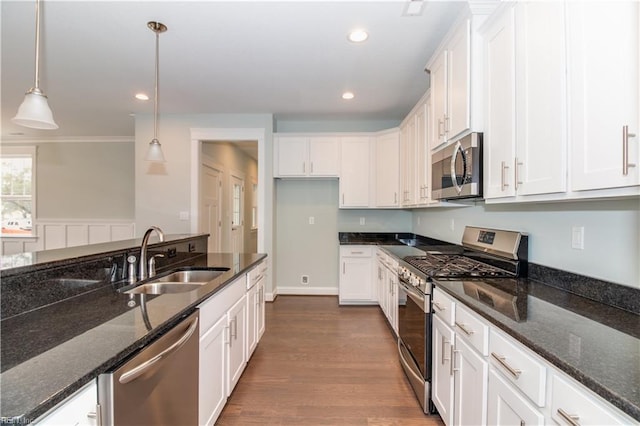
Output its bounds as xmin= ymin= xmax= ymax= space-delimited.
xmin=119 ymin=316 xmax=199 ymax=384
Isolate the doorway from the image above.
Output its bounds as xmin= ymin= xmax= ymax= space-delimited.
xmin=199 ymin=159 xmax=223 ymax=252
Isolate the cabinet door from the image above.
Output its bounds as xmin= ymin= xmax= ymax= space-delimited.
xmin=246 ymin=284 xmax=258 ymax=357
xmin=447 ymin=18 xmax=471 ymax=140
xmin=227 ymin=294 xmax=247 ymax=395
xmin=432 ymin=315 xmax=455 ymax=426
xmin=340 ymin=137 xmax=371 ymax=207
xmin=36 ymin=382 xmax=97 ymax=426
xmin=453 ymin=335 xmax=488 ymax=426
xmin=199 ymin=315 xmax=228 ymax=426
xmin=487 ymin=369 xmax=544 ymax=426
xmin=388 ymin=272 xmax=398 ymax=332
xmin=401 ymin=116 xmax=417 ymax=206
xmin=376 ymin=131 xmax=400 ymax=207
xmin=256 ymin=275 xmax=266 ymax=340
xmin=568 ymin=1 xmax=639 ymax=191
xmin=339 ymin=252 xmax=374 ymax=303
xmin=308 ymin=137 xmax=339 ymax=176
xmin=483 ymin=5 xmax=516 ymax=199
xmin=515 ymin=1 xmax=567 ymax=196
xmin=430 ymin=51 xmax=448 ymax=147
xmin=415 ymin=100 xmax=431 ymax=204
xmin=276 ymin=136 xmax=308 ymax=176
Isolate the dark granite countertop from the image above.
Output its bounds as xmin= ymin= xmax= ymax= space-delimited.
xmin=0 ymin=234 xmax=208 ymax=276
xmin=340 ymin=232 xmax=640 ymax=421
xmin=0 ymin=252 xmax=266 ymax=423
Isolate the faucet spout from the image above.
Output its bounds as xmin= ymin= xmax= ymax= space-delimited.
xmin=139 ymin=226 xmax=165 ymax=280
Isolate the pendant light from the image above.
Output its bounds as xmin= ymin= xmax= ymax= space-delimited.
xmin=12 ymin=0 xmax=58 ymax=130
xmin=145 ymin=21 xmax=167 ymax=162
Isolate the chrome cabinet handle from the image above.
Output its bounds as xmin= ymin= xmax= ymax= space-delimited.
xmin=623 ymin=125 xmax=637 ymax=175
xmin=343 ymin=262 xmax=345 ymax=274
xmin=302 ymin=162 xmax=306 ymax=173
xmin=515 ymin=157 xmax=523 ymax=190
xmin=491 ymin=352 xmax=522 ymax=379
xmin=119 ymin=317 xmax=199 ymax=384
xmin=444 ymin=114 xmax=450 ymax=134
xmin=501 ymin=161 xmax=510 ymax=190
xmin=310 ymin=161 xmax=314 ymax=173
xmin=232 ymin=317 xmax=238 ymax=340
xmin=351 ymin=251 xmax=363 ymax=255
xmin=394 ymin=192 xmax=397 ymax=204
xmin=87 ymin=404 xmax=102 ymax=426
xmin=441 ymin=335 xmax=449 ymax=365
xmin=438 ymin=119 xmax=444 ymax=138
xmin=455 ymin=321 xmax=474 ymax=336
xmin=451 ymin=348 xmax=459 ymax=375
xmin=433 ymin=301 xmax=445 ymax=312
xmin=557 ymin=408 xmax=581 ymax=426
xmin=342 ymin=194 xmax=345 ymax=205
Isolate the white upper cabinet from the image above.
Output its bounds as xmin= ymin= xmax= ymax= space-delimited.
xmin=400 ymin=114 xmax=417 ymax=206
xmin=483 ymin=2 xmax=567 ymax=200
xmin=427 ymin=8 xmax=487 ymax=148
xmin=274 ymin=135 xmax=339 ymax=177
xmin=340 ymin=136 xmax=371 ymax=208
xmin=375 ymin=129 xmax=400 ymax=207
xmin=568 ymin=1 xmax=640 ymax=191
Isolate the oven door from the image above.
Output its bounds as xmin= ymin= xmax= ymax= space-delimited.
xmin=397 ymin=279 xmax=434 ymax=413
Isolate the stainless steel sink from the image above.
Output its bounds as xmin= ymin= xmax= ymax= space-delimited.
xmin=121 ymin=268 xmax=229 ymax=295
xmin=124 ymin=282 xmax=206 ymax=295
xmin=154 ymin=269 xmax=227 ymax=284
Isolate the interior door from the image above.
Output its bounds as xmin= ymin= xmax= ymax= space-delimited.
xmin=200 ymin=163 xmax=222 ymax=252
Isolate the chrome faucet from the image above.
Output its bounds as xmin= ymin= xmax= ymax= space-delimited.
xmin=139 ymin=226 xmax=165 ymax=281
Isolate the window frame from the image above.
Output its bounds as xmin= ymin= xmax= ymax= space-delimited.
xmin=1 ymin=146 xmax=37 ymax=238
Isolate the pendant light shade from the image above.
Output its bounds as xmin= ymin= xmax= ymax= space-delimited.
xmin=12 ymin=0 xmax=58 ymax=130
xmin=145 ymin=21 xmax=167 ymax=162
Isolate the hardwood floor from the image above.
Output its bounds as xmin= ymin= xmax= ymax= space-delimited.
xmin=216 ymin=295 xmax=443 ymax=425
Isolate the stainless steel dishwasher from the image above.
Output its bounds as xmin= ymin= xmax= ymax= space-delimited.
xmin=98 ymin=311 xmax=199 ymax=425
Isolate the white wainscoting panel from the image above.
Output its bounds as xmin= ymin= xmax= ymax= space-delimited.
xmin=0 ymin=220 xmax=135 ymax=256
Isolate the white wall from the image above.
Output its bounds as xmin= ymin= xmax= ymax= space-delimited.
xmin=275 ymin=179 xmax=412 ymax=294
xmin=412 ymin=199 xmax=640 ymax=288
xmin=36 ymin=141 xmax=134 ymax=219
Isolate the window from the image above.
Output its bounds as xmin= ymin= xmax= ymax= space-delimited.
xmin=232 ymin=182 xmax=242 ymax=229
xmin=251 ymin=181 xmax=258 ymax=230
xmin=1 ymin=147 xmax=36 ymax=238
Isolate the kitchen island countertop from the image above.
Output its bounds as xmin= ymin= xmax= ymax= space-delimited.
xmin=0 ymin=251 xmax=266 ymax=423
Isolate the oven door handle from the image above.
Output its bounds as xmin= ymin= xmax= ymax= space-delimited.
xmin=450 ymin=141 xmax=466 ymax=195
xmin=399 ymin=281 xmax=428 ymax=313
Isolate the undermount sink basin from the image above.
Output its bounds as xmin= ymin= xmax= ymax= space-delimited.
xmin=154 ymin=269 xmax=228 ymax=284
xmin=124 ymin=282 xmax=206 ymax=295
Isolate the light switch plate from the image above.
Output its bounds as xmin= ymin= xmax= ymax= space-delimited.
xmin=571 ymin=226 xmax=584 ymax=250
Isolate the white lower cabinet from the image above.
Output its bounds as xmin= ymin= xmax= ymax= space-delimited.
xmin=432 ymin=314 xmax=455 ymax=426
xmin=339 ymin=246 xmax=375 ymax=304
xmin=432 ymin=288 xmax=637 ymax=426
xmin=488 ymin=369 xmax=544 ymax=426
xmin=199 ymin=314 xmax=228 ymax=426
xmin=198 ymin=265 xmax=266 ymax=426
xmin=375 ymin=249 xmax=399 ymax=332
xmin=35 ymin=381 xmax=98 ymax=425
xmin=454 ymin=335 xmax=488 ymax=425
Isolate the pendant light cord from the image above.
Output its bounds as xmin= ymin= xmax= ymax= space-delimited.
xmin=33 ymin=0 xmax=41 ymax=90
xmin=153 ymin=29 xmax=159 ymax=141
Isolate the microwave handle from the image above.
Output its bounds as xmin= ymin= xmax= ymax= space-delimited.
xmin=450 ymin=141 xmax=466 ymax=195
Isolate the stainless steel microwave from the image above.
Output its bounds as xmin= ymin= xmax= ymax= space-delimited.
xmin=431 ymin=133 xmax=483 ymax=200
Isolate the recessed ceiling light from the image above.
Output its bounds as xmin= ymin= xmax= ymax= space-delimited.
xmin=403 ymin=0 xmax=425 ymax=16
xmin=342 ymin=92 xmax=355 ymax=100
xmin=135 ymin=93 xmax=149 ymax=101
xmin=347 ymin=30 xmax=368 ymax=43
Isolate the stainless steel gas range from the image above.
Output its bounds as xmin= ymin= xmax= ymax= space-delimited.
xmin=396 ymin=226 xmax=528 ymax=415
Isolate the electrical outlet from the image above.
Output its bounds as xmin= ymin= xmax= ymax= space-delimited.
xmin=359 ymin=217 xmax=366 ymax=226
xmin=301 ymin=275 xmax=309 ymax=285
xmin=572 ymin=226 xmax=585 ymax=249
xmin=450 ymin=219 xmax=455 ymax=231
xmin=309 ymin=216 xmax=315 ymax=225
xmin=179 ymin=211 xmax=189 ymax=221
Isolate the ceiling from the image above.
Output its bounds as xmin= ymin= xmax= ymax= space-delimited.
xmin=1 ymin=0 xmax=466 ymax=140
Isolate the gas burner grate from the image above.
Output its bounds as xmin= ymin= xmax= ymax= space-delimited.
xmin=403 ymin=253 xmax=512 ymax=278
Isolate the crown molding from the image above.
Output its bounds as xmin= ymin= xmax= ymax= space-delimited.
xmin=0 ymin=136 xmax=134 ymax=144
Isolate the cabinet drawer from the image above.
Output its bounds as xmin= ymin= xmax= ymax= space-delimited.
xmin=551 ymin=374 xmax=632 ymax=426
xmin=489 ymin=329 xmax=546 ymax=407
xmin=340 ymin=246 xmax=373 ymax=257
xmin=433 ymin=288 xmax=456 ymax=326
xmin=487 ymin=369 xmax=544 ymax=426
xmin=199 ymin=276 xmax=246 ymax=335
xmin=454 ymin=303 xmax=489 ymax=356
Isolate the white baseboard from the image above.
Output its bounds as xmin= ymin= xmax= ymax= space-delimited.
xmin=276 ymin=286 xmax=339 ymax=296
